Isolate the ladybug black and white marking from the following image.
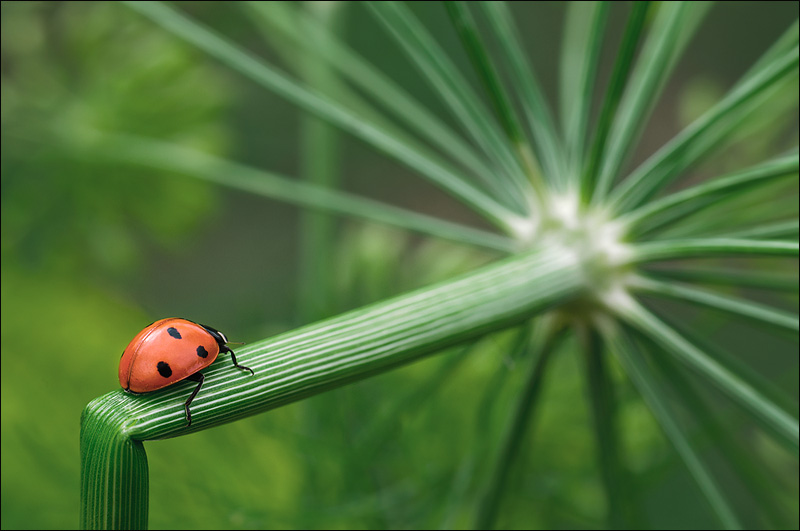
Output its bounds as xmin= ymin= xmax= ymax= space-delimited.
xmin=119 ymin=318 xmax=254 ymax=426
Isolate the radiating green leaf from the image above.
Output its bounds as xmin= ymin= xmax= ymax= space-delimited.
xmin=632 ymin=238 xmax=798 ymax=263
xmin=642 ymin=334 xmax=796 ymax=528
xmin=582 ymin=1 xmax=651 ymax=202
xmin=93 ymin=132 xmax=517 ymax=253
xmin=614 ymin=297 xmax=799 ymax=449
xmin=578 ymin=324 xmax=638 ymax=528
xmin=631 ymin=275 xmax=799 ymax=332
xmin=244 ymin=1 xmax=524 ymax=211
xmin=595 ymin=2 xmax=709 ymax=200
xmin=602 ymin=324 xmax=742 ymax=529
xmin=623 ymin=153 xmax=798 ymax=236
xmin=474 ymin=322 xmax=566 ymax=530
xmin=123 ymin=1 xmax=521 ymax=233
xmin=612 ymin=46 xmax=799 ymax=211
xmin=367 ymin=1 xmax=536 ymax=212
xmin=560 ymin=1 xmax=609 ymax=179
xmin=722 ymin=219 xmax=799 ymax=239
xmin=645 ymin=267 xmax=799 ymax=292
xmin=479 ymin=1 xmax=565 ymax=187
xmin=445 ymin=1 xmax=524 ymax=147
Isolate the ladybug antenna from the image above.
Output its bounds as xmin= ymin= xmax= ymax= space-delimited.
xmin=226 ymin=341 xmax=246 ymax=345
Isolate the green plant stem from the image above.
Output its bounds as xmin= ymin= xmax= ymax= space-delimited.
xmin=473 ymin=323 xmax=565 ymax=529
xmin=81 ymin=247 xmax=585 ymax=528
xmin=86 ymin=246 xmax=585 ymax=440
xmin=80 ymin=393 xmax=149 ymax=530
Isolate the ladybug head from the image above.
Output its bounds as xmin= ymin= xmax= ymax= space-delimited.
xmin=198 ymin=322 xmax=228 ymax=347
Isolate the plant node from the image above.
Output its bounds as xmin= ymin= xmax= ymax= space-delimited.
xmin=527 ymin=189 xmax=635 ymax=319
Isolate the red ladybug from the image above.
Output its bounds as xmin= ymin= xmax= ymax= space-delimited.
xmin=119 ymin=318 xmax=254 ymax=426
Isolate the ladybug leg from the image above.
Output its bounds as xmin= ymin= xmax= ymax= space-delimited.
xmin=221 ymin=345 xmax=255 ymax=376
xmin=183 ymin=372 xmax=205 ymax=427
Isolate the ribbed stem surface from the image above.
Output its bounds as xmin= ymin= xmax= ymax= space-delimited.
xmin=81 ymin=246 xmax=587 ymax=528
xmin=80 ymin=394 xmax=149 ymax=530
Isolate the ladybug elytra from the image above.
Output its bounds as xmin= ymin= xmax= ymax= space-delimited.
xmin=119 ymin=318 xmax=254 ymax=426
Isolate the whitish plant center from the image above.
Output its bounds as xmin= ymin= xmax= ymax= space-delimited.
xmin=521 ymin=190 xmax=635 ymax=317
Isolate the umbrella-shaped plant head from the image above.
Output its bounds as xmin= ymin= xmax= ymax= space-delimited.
xmin=80 ymin=2 xmax=798 ymax=529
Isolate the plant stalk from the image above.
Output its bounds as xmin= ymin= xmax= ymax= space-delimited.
xmin=80 ymin=394 xmax=149 ymax=530
xmin=81 ymin=246 xmax=587 ymax=528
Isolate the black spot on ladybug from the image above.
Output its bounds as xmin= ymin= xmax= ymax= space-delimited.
xmin=196 ymin=345 xmax=209 ymax=358
xmin=157 ymin=361 xmax=173 ymax=378
xmin=168 ymin=327 xmax=182 ymax=339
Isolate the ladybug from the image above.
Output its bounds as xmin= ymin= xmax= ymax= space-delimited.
xmin=119 ymin=318 xmax=254 ymax=426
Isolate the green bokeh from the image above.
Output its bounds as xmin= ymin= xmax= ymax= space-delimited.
xmin=2 ymin=2 xmax=798 ymax=529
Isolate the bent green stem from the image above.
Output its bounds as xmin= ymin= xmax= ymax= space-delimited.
xmin=81 ymin=246 xmax=587 ymax=529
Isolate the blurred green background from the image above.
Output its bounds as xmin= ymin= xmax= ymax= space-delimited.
xmin=1 ymin=2 xmax=797 ymax=529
